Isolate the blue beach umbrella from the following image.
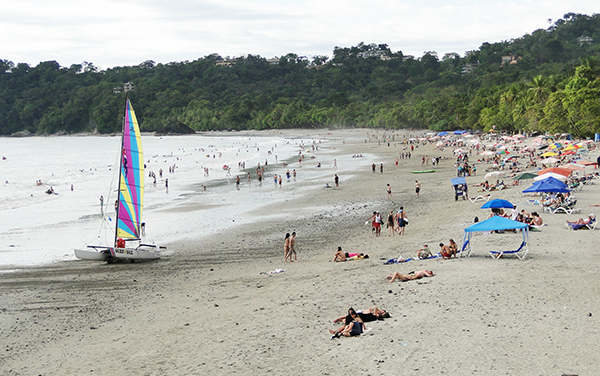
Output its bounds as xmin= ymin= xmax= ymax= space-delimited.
xmin=481 ymin=199 xmax=514 ymax=209
xmin=438 ymin=131 xmax=449 ymax=136
xmin=522 ymin=178 xmax=570 ymax=193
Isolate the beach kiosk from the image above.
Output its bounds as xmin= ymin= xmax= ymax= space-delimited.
xmin=461 ymin=216 xmax=529 ymax=260
xmin=451 ymin=177 xmax=467 ymax=201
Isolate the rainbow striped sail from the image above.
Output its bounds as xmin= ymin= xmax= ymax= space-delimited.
xmin=116 ymin=99 xmax=144 ymax=240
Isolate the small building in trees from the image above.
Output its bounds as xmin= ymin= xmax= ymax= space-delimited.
xmin=462 ymin=62 xmax=479 ymax=74
xmin=577 ymin=35 xmax=593 ymax=46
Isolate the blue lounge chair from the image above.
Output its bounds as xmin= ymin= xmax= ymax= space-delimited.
xmin=489 ymin=241 xmax=528 ymax=260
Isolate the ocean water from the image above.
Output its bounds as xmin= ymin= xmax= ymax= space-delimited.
xmin=0 ymin=133 xmax=374 ymax=268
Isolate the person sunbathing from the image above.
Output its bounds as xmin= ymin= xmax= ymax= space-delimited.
xmin=386 ymin=270 xmax=434 ymax=283
xmin=448 ymin=239 xmax=458 ymax=255
xmin=415 ymin=245 xmax=431 ymax=259
xmin=333 ymin=307 xmax=389 ymax=323
xmin=331 ymin=246 xmax=346 ymax=262
xmin=567 ymin=214 xmax=595 ymax=226
xmin=530 ymin=212 xmax=543 ymax=227
xmin=329 ymin=309 xmax=365 ymax=338
xmin=439 ymin=243 xmax=454 ymax=259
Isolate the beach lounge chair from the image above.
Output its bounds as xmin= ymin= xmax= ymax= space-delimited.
xmin=468 ymin=195 xmax=490 ymax=203
xmin=457 ymin=239 xmax=471 ymax=257
xmin=529 ymin=224 xmax=547 ymax=231
xmin=489 ymin=241 xmax=528 ymax=260
xmin=565 ymin=217 xmax=597 ymax=230
xmin=551 ymin=207 xmax=582 ymax=215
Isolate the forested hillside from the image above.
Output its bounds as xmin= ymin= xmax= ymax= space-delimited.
xmin=1 ymin=12 xmax=600 ymax=137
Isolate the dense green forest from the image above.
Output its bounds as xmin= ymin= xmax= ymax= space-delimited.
xmin=2 ymin=12 xmax=600 ymax=137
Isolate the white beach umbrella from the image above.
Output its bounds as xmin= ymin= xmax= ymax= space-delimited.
xmin=485 ymin=171 xmax=505 ymax=179
xmin=480 ymin=151 xmax=495 ymax=156
xmin=543 ymin=157 xmax=559 ymax=164
xmin=534 ymin=172 xmax=567 ymax=181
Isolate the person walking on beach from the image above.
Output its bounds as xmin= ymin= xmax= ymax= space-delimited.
xmin=387 ymin=184 xmax=393 ymax=199
xmin=289 ymin=232 xmax=297 ymax=262
xmin=99 ymin=195 xmax=104 ymax=213
xmin=334 ymin=174 xmax=339 ymax=187
xmin=372 ymin=163 xmax=376 ymax=174
xmin=165 ymin=178 xmax=169 ymax=193
xmin=396 ymin=207 xmax=407 ymax=235
xmin=415 ymin=180 xmax=421 ymax=197
xmin=380 ymin=163 xmax=384 ymax=174
xmin=284 ymin=233 xmax=291 ymax=262
xmin=387 ymin=210 xmax=395 ymax=236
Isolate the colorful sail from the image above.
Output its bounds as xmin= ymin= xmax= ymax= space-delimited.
xmin=116 ymin=99 xmax=144 ymax=240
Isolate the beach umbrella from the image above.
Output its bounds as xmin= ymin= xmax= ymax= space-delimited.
xmin=541 ymin=151 xmax=557 ymax=157
xmin=513 ymin=172 xmax=537 ymax=180
xmin=485 ymin=171 xmax=505 ymax=179
xmin=454 ymin=130 xmax=466 ymax=135
xmin=542 ymin=157 xmax=559 ymax=164
xmin=561 ymin=164 xmax=585 ymax=171
xmin=534 ymin=172 xmax=567 ymax=181
xmin=549 ymin=142 xmax=563 ymax=149
xmin=497 ymin=150 xmax=510 ymax=154
xmin=537 ymin=167 xmax=571 ymax=177
xmin=577 ymin=160 xmax=597 ymax=166
xmin=481 ymin=199 xmax=514 ymax=209
xmin=523 ymin=179 xmax=570 ymax=193
xmin=559 ymin=150 xmax=576 ymax=156
xmin=480 ymin=151 xmax=494 ymax=156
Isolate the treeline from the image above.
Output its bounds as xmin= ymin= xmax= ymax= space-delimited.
xmin=1 ymin=12 xmax=600 ymax=137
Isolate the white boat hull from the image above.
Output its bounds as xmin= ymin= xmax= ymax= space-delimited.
xmin=75 ymin=245 xmax=161 ymax=262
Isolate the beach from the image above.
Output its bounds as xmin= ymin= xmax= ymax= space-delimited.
xmin=1 ymin=129 xmax=599 ymax=375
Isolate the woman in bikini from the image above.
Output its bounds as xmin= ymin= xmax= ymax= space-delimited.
xmin=284 ymin=233 xmax=291 ymax=262
xmin=386 ymin=270 xmax=434 ymax=282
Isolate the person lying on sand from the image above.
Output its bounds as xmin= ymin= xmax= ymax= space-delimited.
xmin=329 ymin=309 xmax=365 ymax=338
xmin=386 ymin=270 xmax=434 ymax=283
xmin=333 ymin=306 xmax=389 ymax=323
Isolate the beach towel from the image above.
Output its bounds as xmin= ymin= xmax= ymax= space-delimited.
xmin=261 ymin=268 xmax=286 ymax=274
xmin=383 ymin=253 xmax=441 ymax=264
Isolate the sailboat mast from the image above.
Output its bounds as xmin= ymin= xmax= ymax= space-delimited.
xmin=114 ymin=97 xmax=128 ymax=248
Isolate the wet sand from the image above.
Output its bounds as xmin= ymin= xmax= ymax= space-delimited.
xmin=1 ymin=129 xmax=599 ymax=375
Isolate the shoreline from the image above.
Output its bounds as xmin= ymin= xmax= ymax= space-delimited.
xmin=2 ymin=129 xmax=600 ymax=375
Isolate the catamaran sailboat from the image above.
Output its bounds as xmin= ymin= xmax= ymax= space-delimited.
xmin=75 ymin=99 xmax=163 ymax=263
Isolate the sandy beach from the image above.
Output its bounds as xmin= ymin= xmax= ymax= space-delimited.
xmin=1 ymin=129 xmax=599 ymax=375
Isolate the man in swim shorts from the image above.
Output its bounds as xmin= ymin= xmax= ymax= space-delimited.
xmin=415 ymin=180 xmax=421 ymax=197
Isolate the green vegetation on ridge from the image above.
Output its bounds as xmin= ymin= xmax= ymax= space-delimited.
xmin=1 ymin=12 xmax=600 ymax=137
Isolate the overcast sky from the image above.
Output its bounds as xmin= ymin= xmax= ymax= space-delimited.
xmin=1 ymin=0 xmax=597 ymax=69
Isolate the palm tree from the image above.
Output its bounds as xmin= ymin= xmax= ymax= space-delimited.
xmin=527 ymin=75 xmax=551 ymax=104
